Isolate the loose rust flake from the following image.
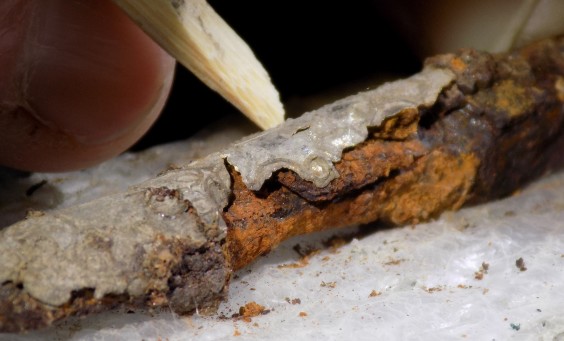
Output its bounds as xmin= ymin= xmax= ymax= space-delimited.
xmin=237 ymin=301 xmax=266 ymax=323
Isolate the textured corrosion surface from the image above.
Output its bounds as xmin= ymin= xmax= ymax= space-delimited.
xmin=225 ymin=149 xmax=479 ymax=269
xmin=224 ymin=36 xmax=564 ymax=269
xmin=1 ymin=37 xmax=564 ymax=332
xmin=223 ymin=68 xmax=455 ymax=190
xmin=0 ymin=157 xmax=231 ymax=332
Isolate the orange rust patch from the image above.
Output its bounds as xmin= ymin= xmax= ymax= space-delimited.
xmin=492 ymin=80 xmax=532 ymax=118
xmin=225 ymin=143 xmax=479 ymax=270
xmin=376 ymin=152 xmax=479 ymax=225
xmin=450 ymin=57 xmax=467 ymax=73
xmin=299 ymin=311 xmax=308 ymax=317
xmin=372 ymin=108 xmax=420 ymax=140
xmin=278 ymin=139 xmax=426 ymax=201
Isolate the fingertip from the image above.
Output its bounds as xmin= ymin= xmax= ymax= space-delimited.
xmin=26 ymin=0 xmax=176 ymax=145
xmin=0 ymin=0 xmax=175 ymax=171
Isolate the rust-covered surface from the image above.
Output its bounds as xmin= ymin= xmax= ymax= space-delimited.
xmin=1 ymin=37 xmax=564 ymax=332
xmin=225 ymin=37 xmax=564 ymax=269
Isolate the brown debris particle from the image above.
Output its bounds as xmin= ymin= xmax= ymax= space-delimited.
xmin=320 ymin=281 xmax=337 ymax=288
xmin=299 ymin=311 xmax=308 ymax=317
xmin=516 ymin=257 xmax=527 ymax=271
xmin=474 ymin=261 xmax=489 ymax=280
xmin=238 ymin=302 xmax=266 ymax=323
xmin=384 ymin=258 xmax=405 ymax=266
xmin=233 ymin=328 xmax=241 ymax=336
xmin=369 ymin=290 xmax=381 ymax=297
xmin=423 ymin=286 xmax=444 ymax=293
xmin=481 ymin=262 xmax=490 ymax=272
xmin=285 ymin=297 xmax=301 ymax=305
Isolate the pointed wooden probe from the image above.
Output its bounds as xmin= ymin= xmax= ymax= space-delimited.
xmin=112 ymin=0 xmax=285 ymax=130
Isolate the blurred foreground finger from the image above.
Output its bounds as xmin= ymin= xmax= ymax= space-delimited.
xmin=0 ymin=0 xmax=175 ymax=172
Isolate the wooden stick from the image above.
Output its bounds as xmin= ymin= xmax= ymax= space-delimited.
xmin=1 ymin=36 xmax=563 ymax=332
xmin=112 ymin=0 xmax=285 ymax=129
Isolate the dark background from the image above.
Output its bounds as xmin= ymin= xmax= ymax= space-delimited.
xmin=131 ymin=1 xmax=421 ymax=150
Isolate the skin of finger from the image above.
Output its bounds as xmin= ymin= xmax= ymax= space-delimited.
xmin=0 ymin=0 xmax=175 ymax=172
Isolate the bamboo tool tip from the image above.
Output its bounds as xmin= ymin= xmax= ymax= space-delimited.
xmin=228 ymin=68 xmax=286 ymax=130
xmin=112 ymin=0 xmax=285 ymax=130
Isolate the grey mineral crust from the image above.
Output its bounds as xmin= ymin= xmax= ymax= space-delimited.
xmin=0 ymin=66 xmax=454 ymax=309
xmin=0 ymin=156 xmax=230 ymax=307
xmin=223 ymin=67 xmax=455 ymax=190
xmin=139 ymin=154 xmax=231 ymax=237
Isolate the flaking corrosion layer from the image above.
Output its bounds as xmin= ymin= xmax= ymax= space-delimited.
xmin=223 ymin=67 xmax=455 ymax=190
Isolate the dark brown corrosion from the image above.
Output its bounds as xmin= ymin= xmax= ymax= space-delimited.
xmin=225 ymin=37 xmax=564 ymax=270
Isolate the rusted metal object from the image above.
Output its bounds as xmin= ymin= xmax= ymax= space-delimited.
xmin=1 ymin=36 xmax=563 ymax=332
